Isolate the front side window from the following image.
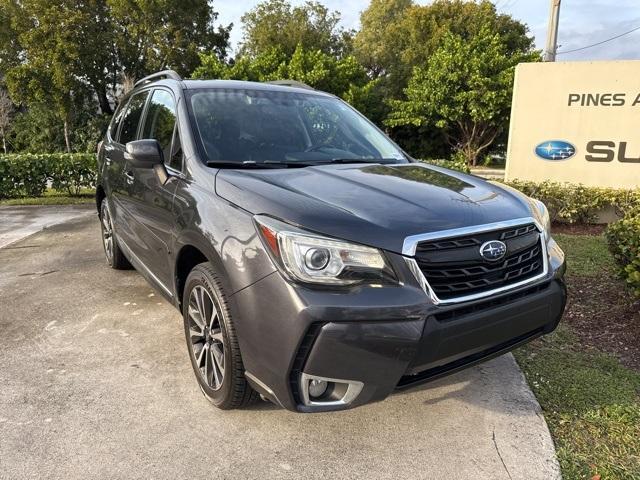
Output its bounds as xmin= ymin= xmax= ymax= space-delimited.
xmin=119 ymin=91 xmax=149 ymax=144
xmin=141 ymin=89 xmax=177 ymax=164
xmin=188 ymin=89 xmax=407 ymax=165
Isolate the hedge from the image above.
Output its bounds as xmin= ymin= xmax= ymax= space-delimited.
xmin=500 ymin=179 xmax=640 ymax=224
xmin=0 ymin=153 xmax=97 ymax=198
xmin=422 ymin=158 xmax=471 ymax=173
xmin=606 ymin=205 xmax=640 ymax=297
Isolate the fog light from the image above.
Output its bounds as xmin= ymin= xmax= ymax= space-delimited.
xmin=304 ymin=248 xmax=330 ymax=270
xmin=300 ymin=373 xmax=364 ymax=408
xmin=308 ymin=379 xmax=328 ymax=398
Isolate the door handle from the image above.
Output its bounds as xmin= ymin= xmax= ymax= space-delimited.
xmin=124 ymin=170 xmax=135 ymax=184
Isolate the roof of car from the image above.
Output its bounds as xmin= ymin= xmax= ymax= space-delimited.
xmin=179 ymin=79 xmax=334 ymax=97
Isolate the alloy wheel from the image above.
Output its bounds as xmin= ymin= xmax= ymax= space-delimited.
xmin=188 ymin=285 xmax=225 ymax=390
xmin=101 ymin=204 xmax=114 ymax=263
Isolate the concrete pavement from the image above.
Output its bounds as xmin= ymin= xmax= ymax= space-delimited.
xmin=0 ymin=204 xmax=95 ymax=248
xmin=0 ymin=215 xmax=561 ymax=480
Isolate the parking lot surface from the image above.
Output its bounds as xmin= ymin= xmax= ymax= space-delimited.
xmin=0 ymin=215 xmax=560 ymax=479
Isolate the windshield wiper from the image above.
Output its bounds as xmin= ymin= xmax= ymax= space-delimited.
xmin=206 ymin=161 xmax=285 ymax=169
xmin=312 ymin=158 xmax=402 ymax=165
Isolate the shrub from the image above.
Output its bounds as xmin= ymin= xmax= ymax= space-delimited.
xmin=0 ymin=153 xmax=96 ymax=199
xmin=422 ymin=157 xmax=471 ymax=173
xmin=503 ymin=180 xmax=640 ymax=224
xmin=50 ymin=154 xmax=97 ymax=195
xmin=606 ymin=206 xmax=640 ymax=297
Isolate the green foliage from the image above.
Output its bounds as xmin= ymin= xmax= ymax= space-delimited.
xmin=355 ymin=0 xmax=536 ymax=159
xmin=0 ymin=153 xmax=96 ymax=198
xmin=387 ymin=24 xmax=537 ymax=166
xmin=239 ymin=0 xmax=351 ymax=58
xmin=553 ymin=233 xmax=618 ymax=278
xmin=515 ymin=326 xmax=640 ymax=480
xmin=108 ymin=0 xmax=230 ymax=80
xmin=193 ymin=45 xmax=371 ymax=99
xmin=420 ymin=157 xmax=470 ymax=173
xmin=8 ymin=105 xmax=66 ymax=154
xmin=503 ymin=179 xmax=640 ymax=224
xmin=606 ymin=206 xmax=640 ymax=297
xmin=0 ymin=188 xmax=94 ymax=206
xmin=0 ymin=0 xmax=230 ymax=152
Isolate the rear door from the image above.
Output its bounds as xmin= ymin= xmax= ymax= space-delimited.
xmin=122 ymin=88 xmax=181 ymax=293
xmin=109 ymin=90 xmax=150 ymax=247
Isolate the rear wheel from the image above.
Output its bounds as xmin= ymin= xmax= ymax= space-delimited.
xmin=183 ymin=263 xmax=257 ymax=409
xmin=100 ymin=198 xmax=130 ymax=270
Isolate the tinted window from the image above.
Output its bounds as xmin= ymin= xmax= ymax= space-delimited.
xmin=141 ymin=89 xmax=176 ymax=163
xmin=109 ymin=100 xmax=128 ymax=139
xmin=119 ymin=91 xmax=149 ymax=144
xmin=188 ymin=89 xmax=407 ymax=165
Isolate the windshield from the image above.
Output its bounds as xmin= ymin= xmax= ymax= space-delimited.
xmin=187 ymin=88 xmax=408 ymax=166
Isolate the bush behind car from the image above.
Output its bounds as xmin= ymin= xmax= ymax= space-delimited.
xmin=0 ymin=153 xmax=96 ymax=198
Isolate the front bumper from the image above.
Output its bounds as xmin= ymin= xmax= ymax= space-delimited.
xmin=230 ymin=240 xmax=566 ymax=412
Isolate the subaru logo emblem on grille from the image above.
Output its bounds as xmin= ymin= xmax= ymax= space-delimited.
xmin=479 ymin=240 xmax=507 ymax=262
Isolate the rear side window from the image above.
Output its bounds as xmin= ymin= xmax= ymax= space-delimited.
xmin=141 ymin=89 xmax=176 ymax=163
xmin=119 ymin=91 xmax=149 ymax=144
xmin=109 ymin=100 xmax=128 ymax=139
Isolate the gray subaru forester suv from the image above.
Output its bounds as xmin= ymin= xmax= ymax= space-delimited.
xmin=96 ymin=70 xmax=566 ymax=413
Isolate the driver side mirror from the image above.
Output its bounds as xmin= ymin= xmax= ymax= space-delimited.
xmin=125 ymin=139 xmax=164 ymax=168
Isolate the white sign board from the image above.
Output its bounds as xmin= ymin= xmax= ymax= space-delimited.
xmin=506 ymin=61 xmax=640 ymax=189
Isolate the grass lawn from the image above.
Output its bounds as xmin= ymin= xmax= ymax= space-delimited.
xmin=514 ymin=233 xmax=640 ymax=480
xmin=0 ymin=188 xmax=95 ymax=206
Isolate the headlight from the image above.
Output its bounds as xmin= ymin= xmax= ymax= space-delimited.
xmin=529 ymin=198 xmax=551 ymax=241
xmin=254 ymin=215 xmax=395 ymax=285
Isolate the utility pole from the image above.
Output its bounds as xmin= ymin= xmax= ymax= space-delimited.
xmin=543 ymin=0 xmax=562 ymax=61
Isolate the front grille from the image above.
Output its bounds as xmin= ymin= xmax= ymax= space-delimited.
xmin=395 ymin=326 xmax=544 ymax=389
xmin=414 ymin=223 xmax=544 ymax=300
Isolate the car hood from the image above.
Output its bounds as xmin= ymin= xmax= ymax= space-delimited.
xmin=215 ymin=163 xmax=533 ymax=254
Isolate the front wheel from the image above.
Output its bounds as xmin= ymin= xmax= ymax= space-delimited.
xmin=183 ymin=263 xmax=257 ymax=409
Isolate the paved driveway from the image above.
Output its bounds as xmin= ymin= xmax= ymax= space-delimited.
xmin=0 ymin=204 xmax=94 ymax=248
xmin=0 ymin=215 xmax=560 ymax=479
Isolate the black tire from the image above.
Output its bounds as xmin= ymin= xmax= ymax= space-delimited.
xmin=99 ymin=198 xmax=131 ymax=270
xmin=182 ymin=262 xmax=258 ymax=409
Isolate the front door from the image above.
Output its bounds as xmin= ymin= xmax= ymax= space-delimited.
xmin=123 ymin=88 xmax=181 ymax=293
xmin=111 ymin=90 xmax=150 ymax=249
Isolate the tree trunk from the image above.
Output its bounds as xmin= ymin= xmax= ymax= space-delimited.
xmin=96 ymin=85 xmax=113 ymax=115
xmin=63 ymin=119 xmax=71 ymax=153
xmin=1 ymin=126 xmax=6 ymax=154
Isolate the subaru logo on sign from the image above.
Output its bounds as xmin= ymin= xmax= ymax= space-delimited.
xmin=535 ymin=140 xmax=576 ymax=161
xmin=479 ymin=240 xmax=507 ymax=262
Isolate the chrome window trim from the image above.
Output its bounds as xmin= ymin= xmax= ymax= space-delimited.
xmin=403 ymin=217 xmax=549 ymax=305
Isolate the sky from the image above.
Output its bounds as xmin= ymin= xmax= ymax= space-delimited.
xmin=215 ymin=0 xmax=640 ymax=61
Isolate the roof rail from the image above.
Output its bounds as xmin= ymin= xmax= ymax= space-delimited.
xmin=134 ymin=70 xmax=182 ymax=88
xmin=267 ymin=80 xmax=315 ymax=90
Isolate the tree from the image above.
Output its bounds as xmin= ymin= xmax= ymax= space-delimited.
xmin=386 ymin=26 xmax=537 ymax=166
xmin=353 ymin=0 xmax=412 ymax=79
xmin=0 ymin=0 xmax=231 ymax=152
xmin=355 ymin=0 xmax=537 ymax=159
xmin=240 ymin=0 xmax=352 ymax=58
xmin=194 ymin=45 xmax=369 ymax=100
xmin=108 ymin=0 xmax=231 ymax=91
xmin=0 ymin=88 xmax=13 ymax=153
